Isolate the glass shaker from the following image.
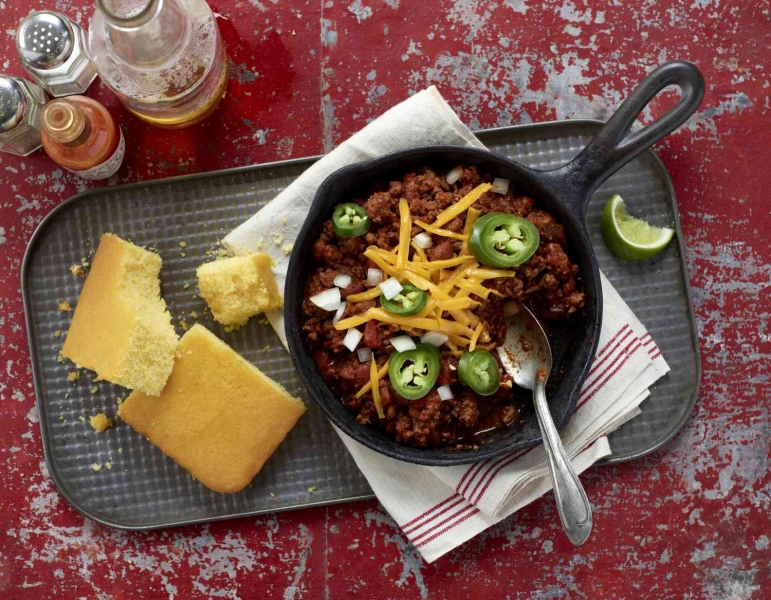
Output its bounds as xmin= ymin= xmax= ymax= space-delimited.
xmin=16 ymin=11 xmax=97 ymax=97
xmin=0 ymin=75 xmax=48 ymax=156
xmin=88 ymin=0 xmax=229 ymax=129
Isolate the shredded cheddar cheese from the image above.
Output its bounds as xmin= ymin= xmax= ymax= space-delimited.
xmin=370 ymin=358 xmax=385 ymax=418
xmin=432 ymin=183 xmax=491 ymax=228
xmin=346 ymin=286 xmax=382 ymax=302
xmin=414 ymin=220 xmax=468 ymax=241
xmin=356 ymin=362 xmax=390 ymax=399
xmin=467 ymin=267 xmax=518 ymax=279
xmin=469 ymin=322 xmax=484 ymax=351
xmin=411 ymin=243 xmax=428 ymax=263
xmin=397 ymin=198 xmax=411 ymax=269
xmin=413 ymin=255 xmax=476 ymax=271
xmin=460 ymin=207 xmax=481 ymax=255
xmin=436 ymin=297 xmax=479 ymax=310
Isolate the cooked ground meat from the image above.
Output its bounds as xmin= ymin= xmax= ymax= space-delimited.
xmin=303 ymin=165 xmax=584 ymax=448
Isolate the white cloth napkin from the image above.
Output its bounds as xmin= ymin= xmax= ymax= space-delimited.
xmin=224 ymin=87 xmax=670 ymax=562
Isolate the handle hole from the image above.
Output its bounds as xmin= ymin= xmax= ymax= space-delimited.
xmin=637 ymin=84 xmax=683 ymax=129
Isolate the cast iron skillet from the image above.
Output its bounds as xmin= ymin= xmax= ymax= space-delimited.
xmin=285 ymin=61 xmax=704 ymax=466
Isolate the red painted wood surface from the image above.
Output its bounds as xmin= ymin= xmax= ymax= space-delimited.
xmin=1 ymin=0 xmax=769 ymax=598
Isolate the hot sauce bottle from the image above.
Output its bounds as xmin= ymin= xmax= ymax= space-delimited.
xmin=39 ymin=95 xmax=124 ymax=180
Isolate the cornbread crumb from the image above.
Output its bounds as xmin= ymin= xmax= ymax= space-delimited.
xmin=179 ymin=241 xmax=187 ymax=248
xmin=89 ymin=413 xmax=113 ymax=432
xmin=54 ymin=330 xmax=62 ymax=338
xmin=118 ymin=447 xmax=123 ymax=453
xmin=190 ymin=311 xmax=199 ymax=319
xmin=271 ymin=232 xmax=284 ymax=246
xmin=61 ymin=234 xmax=179 ymax=396
xmin=281 ymin=217 xmax=288 ymax=225
xmin=205 ymin=245 xmax=231 ymax=261
xmin=70 ymin=264 xmax=86 ymax=278
xmin=79 ymin=416 xmax=86 ymax=423
xmin=255 ymin=239 xmax=265 ymax=251
xmin=282 ymin=243 xmax=294 ymax=256
xmin=105 ymin=461 xmax=113 ymax=470
xmin=308 ymin=487 xmax=316 ymax=494
xmin=67 ymin=371 xmax=80 ymax=382
xmin=58 ymin=301 xmax=72 ymax=312
xmin=270 ymin=492 xmax=276 ymax=498
xmin=181 ymin=252 xmax=186 ymax=257
xmin=262 ymin=345 xmax=270 ymax=352
xmin=65 ymin=392 xmax=70 ymax=399
xmin=183 ymin=283 xmax=191 ymax=290
xmin=57 ymin=353 xmax=65 ymax=364
xmin=59 ymin=416 xmax=66 ymax=423
xmin=91 ymin=463 xmax=102 ymax=472
xmin=116 ymin=397 xmax=124 ymax=406
xmin=90 ymin=386 xmax=98 ymax=394
xmin=179 ymin=319 xmax=189 ymax=332
xmin=196 ymin=253 xmax=282 ymax=329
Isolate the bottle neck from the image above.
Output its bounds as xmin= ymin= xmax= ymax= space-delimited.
xmin=42 ymin=100 xmax=90 ymax=146
xmin=99 ymin=0 xmax=190 ymax=68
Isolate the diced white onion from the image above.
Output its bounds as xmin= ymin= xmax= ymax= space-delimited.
xmin=437 ymin=385 xmax=454 ymax=401
xmin=333 ymin=273 xmax=352 ymax=288
xmin=332 ymin=302 xmax=347 ymax=324
xmin=491 ymin=177 xmax=510 ymax=195
xmin=357 ymin=347 xmax=372 ymax=363
xmin=449 ymin=364 xmax=457 ymax=371
xmin=367 ymin=268 xmax=383 ymax=286
xmin=343 ymin=328 xmax=363 ymax=351
xmin=379 ymin=277 xmax=403 ymax=300
xmin=446 ymin=166 xmax=463 ymax=185
xmin=503 ymin=301 xmax=520 ymax=317
xmin=420 ymin=331 xmax=449 ymax=347
xmin=310 ymin=287 xmax=341 ymax=311
xmin=412 ymin=232 xmax=434 ymax=249
xmin=390 ymin=335 xmax=417 ymax=353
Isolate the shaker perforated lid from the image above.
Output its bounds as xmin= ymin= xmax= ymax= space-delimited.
xmin=0 ymin=76 xmax=25 ymax=132
xmin=16 ymin=11 xmax=75 ymax=70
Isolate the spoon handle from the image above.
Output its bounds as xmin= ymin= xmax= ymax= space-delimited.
xmin=533 ymin=379 xmax=593 ymax=546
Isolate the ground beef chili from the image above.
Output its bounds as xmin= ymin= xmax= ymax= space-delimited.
xmin=302 ymin=166 xmax=585 ymax=449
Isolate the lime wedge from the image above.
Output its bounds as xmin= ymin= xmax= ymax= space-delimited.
xmin=601 ymin=194 xmax=674 ymax=261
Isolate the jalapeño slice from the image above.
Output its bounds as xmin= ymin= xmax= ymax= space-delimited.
xmin=469 ymin=212 xmax=539 ymax=268
xmin=380 ymin=283 xmax=428 ymax=316
xmin=458 ymin=350 xmax=501 ymax=396
xmin=388 ymin=344 xmax=441 ymax=400
xmin=332 ymin=203 xmax=371 ymax=237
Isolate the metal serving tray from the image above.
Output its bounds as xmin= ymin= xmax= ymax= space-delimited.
xmin=22 ymin=120 xmax=701 ymax=529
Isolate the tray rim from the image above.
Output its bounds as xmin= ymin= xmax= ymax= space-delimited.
xmin=21 ymin=118 xmax=701 ymax=530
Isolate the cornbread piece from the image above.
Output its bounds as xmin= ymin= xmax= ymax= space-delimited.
xmin=196 ymin=253 xmax=282 ymax=329
xmin=89 ymin=413 xmax=113 ymax=433
xmin=119 ymin=325 xmax=305 ymax=494
xmin=61 ymin=234 xmax=178 ymax=396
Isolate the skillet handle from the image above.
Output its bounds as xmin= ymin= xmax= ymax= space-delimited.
xmin=542 ymin=61 xmax=704 ymax=220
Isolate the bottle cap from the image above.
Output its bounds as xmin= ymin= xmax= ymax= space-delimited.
xmin=42 ymin=99 xmax=85 ymax=143
xmin=0 ymin=76 xmax=25 ymax=133
xmin=16 ymin=11 xmax=75 ymax=70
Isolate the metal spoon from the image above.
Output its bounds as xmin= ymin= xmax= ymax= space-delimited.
xmin=497 ymin=304 xmax=592 ymax=546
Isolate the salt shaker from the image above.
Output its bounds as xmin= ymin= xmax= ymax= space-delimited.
xmin=0 ymin=75 xmax=48 ymax=156
xmin=16 ymin=11 xmax=96 ymax=97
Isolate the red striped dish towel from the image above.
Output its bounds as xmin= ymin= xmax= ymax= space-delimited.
xmin=223 ymin=87 xmax=670 ymax=562
xmin=336 ymin=273 xmax=669 ymax=562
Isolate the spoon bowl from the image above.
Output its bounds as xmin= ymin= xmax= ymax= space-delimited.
xmin=498 ymin=304 xmax=593 ymax=546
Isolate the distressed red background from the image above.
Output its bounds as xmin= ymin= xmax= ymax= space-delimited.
xmin=1 ymin=0 xmax=770 ymax=598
